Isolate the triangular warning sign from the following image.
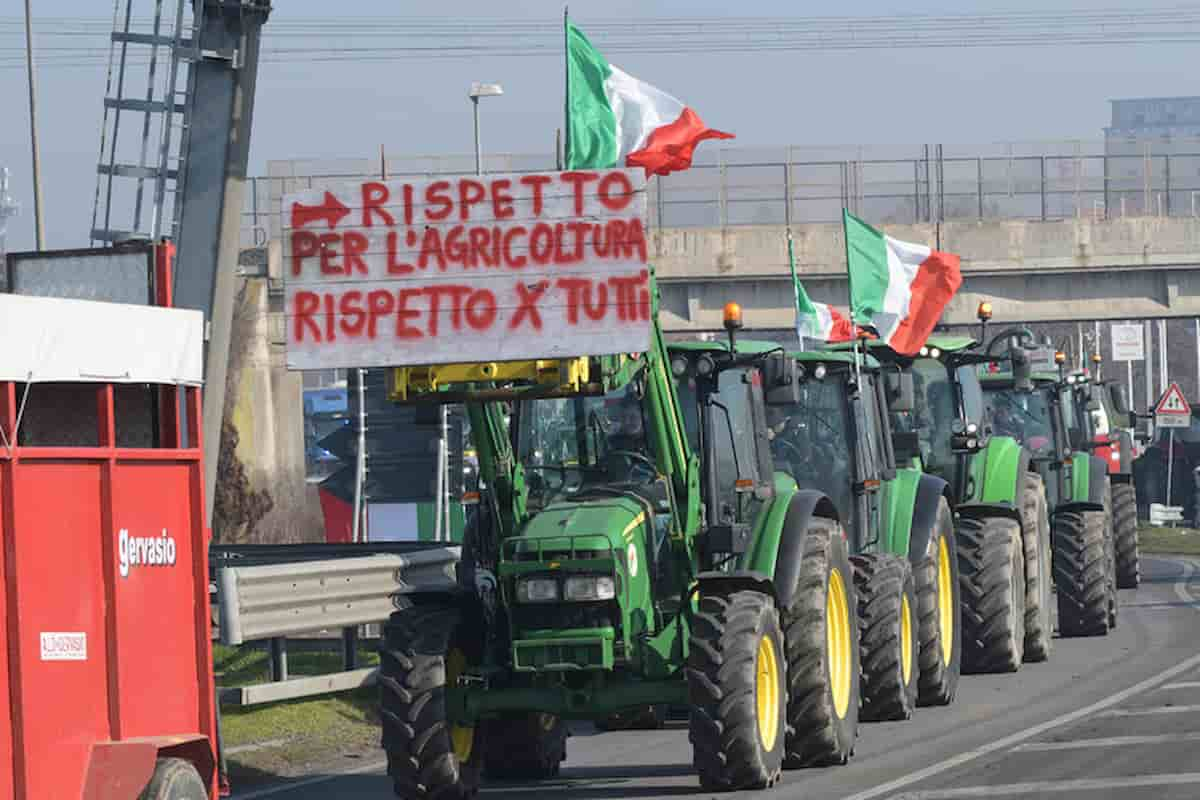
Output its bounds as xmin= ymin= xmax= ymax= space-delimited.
xmin=1155 ymin=382 xmax=1192 ymax=415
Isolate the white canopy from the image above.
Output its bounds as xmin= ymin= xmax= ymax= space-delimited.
xmin=0 ymin=294 xmax=204 ymax=386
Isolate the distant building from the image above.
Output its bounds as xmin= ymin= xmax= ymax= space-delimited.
xmin=1103 ymin=97 xmax=1200 ymax=216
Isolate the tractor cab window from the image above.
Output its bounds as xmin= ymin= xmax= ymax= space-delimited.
xmin=956 ymin=366 xmax=986 ymax=429
xmin=768 ymin=375 xmax=854 ymax=520
xmin=911 ymin=358 xmax=958 ymax=473
xmin=988 ymin=388 xmax=1056 ymax=457
xmin=515 ymin=378 xmax=658 ymax=509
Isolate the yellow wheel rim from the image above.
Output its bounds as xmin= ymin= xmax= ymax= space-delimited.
xmin=445 ymin=649 xmax=475 ymax=763
xmin=826 ymin=568 xmax=853 ymax=719
xmin=755 ymin=633 xmax=781 ymax=751
xmin=900 ymin=592 xmax=914 ymax=685
xmin=937 ymin=536 xmax=954 ymax=665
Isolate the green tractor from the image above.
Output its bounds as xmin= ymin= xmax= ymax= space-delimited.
xmin=855 ymin=335 xmax=1055 ymax=674
xmin=978 ymin=331 xmax=1118 ymax=638
xmin=377 ymin=304 xmax=861 ymax=796
xmin=739 ymin=346 xmax=963 ymax=720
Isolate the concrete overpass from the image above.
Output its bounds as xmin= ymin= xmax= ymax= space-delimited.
xmin=651 ymin=216 xmax=1200 ymax=332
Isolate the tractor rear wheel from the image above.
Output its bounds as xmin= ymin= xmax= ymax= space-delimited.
xmin=958 ymin=516 xmax=1026 ymax=674
xmin=1020 ymin=472 xmax=1054 ymax=662
xmin=1052 ymin=510 xmax=1109 ymax=637
xmin=783 ymin=518 xmax=860 ymax=768
xmin=1103 ymin=482 xmax=1119 ymax=630
xmin=1113 ymin=482 xmax=1140 ymax=589
xmin=851 ymin=552 xmax=918 ymax=722
xmin=688 ymin=589 xmax=786 ymax=790
xmin=483 ymin=714 xmax=567 ymax=780
xmin=138 ymin=758 xmax=207 ymax=800
xmin=915 ymin=498 xmax=962 ymax=706
xmin=380 ymin=603 xmax=484 ymax=800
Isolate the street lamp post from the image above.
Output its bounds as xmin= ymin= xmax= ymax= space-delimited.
xmin=23 ymin=0 xmax=44 ymax=249
xmin=468 ymin=82 xmax=504 ymax=177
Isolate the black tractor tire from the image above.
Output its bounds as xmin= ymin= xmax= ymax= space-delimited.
xmin=1020 ymin=472 xmax=1054 ymax=662
xmin=483 ymin=714 xmax=568 ymax=780
xmin=914 ymin=498 xmax=963 ymax=706
xmin=1113 ymin=482 xmax=1140 ymax=589
xmin=688 ymin=589 xmax=786 ymax=791
xmin=594 ymin=705 xmax=666 ymax=732
xmin=958 ymin=516 xmax=1026 ymax=674
xmin=1103 ymin=481 xmax=1119 ymax=630
xmin=1052 ymin=510 xmax=1109 ymax=638
xmin=783 ymin=518 xmax=860 ymax=768
xmin=850 ymin=552 xmax=918 ymax=722
xmin=380 ymin=603 xmax=485 ymax=800
xmin=139 ymin=758 xmax=208 ymax=800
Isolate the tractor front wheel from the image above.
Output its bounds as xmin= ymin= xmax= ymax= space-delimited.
xmin=958 ymin=516 xmax=1026 ymax=674
xmin=1053 ymin=510 xmax=1109 ymax=638
xmin=380 ymin=603 xmax=485 ymax=800
xmin=1020 ymin=472 xmax=1054 ymax=662
xmin=784 ymin=518 xmax=860 ymax=766
xmin=1113 ymin=482 xmax=1140 ymax=588
xmin=851 ymin=552 xmax=918 ymax=722
xmin=915 ymin=498 xmax=962 ymax=706
xmin=688 ymin=589 xmax=786 ymax=790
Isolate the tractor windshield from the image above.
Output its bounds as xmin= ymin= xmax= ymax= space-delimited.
xmin=906 ymin=358 xmax=959 ymax=474
xmin=514 ymin=378 xmax=657 ymax=508
xmin=767 ymin=377 xmax=855 ymax=519
xmin=987 ymin=388 xmax=1056 ymax=456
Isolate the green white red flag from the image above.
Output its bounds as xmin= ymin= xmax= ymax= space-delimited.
xmin=565 ymin=21 xmax=733 ymax=175
xmin=789 ymin=233 xmax=853 ymax=348
xmin=843 ymin=210 xmax=962 ymax=355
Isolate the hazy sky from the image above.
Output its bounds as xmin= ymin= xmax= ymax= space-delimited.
xmin=1 ymin=0 xmax=1195 ymax=251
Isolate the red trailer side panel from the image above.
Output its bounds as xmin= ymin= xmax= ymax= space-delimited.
xmin=9 ymin=462 xmax=113 ymax=798
xmin=0 ymin=460 xmax=13 ymax=800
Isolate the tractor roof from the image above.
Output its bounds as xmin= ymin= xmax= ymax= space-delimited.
xmin=668 ymin=339 xmax=880 ymax=369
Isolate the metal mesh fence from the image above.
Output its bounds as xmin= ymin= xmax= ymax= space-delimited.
xmin=241 ymin=139 xmax=1200 ymax=246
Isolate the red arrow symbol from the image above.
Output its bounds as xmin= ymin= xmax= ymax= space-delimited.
xmin=291 ymin=191 xmax=351 ymax=230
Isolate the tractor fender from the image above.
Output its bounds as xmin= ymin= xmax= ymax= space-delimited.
xmin=977 ymin=435 xmax=1031 ymax=506
xmin=695 ymin=570 xmax=776 ymax=603
xmin=770 ymin=490 xmax=840 ymax=612
xmin=956 ymin=500 xmax=1021 ymax=524
xmin=1068 ymin=453 xmax=1110 ymax=508
xmin=1111 ymin=430 xmax=1135 ymax=480
xmin=907 ymin=473 xmax=953 ymax=566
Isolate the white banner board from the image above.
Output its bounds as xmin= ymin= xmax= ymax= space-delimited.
xmin=1111 ymin=323 xmax=1145 ymax=362
xmin=282 ymin=169 xmax=651 ymax=370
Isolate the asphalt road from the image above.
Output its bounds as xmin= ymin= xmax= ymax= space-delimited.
xmin=235 ymin=554 xmax=1200 ymax=800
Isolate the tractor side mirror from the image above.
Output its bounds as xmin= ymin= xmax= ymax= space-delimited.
xmin=1108 ymin=384 xmax=1130 ymax=416
xmin=1011 ymin=346 xmax=1033 ymax=392
xmin=893 ymin=430 xmax=922 ymax=463
xmin=763 ymin=354 xmax=801 ymax=406
xmin=886 ymin=370 xmax=916 ymax=413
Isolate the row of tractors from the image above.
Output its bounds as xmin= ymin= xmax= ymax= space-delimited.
xmin=373 ymin=292 xmax=1140 ymax=796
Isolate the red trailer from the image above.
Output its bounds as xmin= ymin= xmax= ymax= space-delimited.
xmin=0 ymin=291 xmax=217 ymax=799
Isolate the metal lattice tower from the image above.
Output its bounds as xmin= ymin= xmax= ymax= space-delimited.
xmin=90 ymin=0 xmax=200 ymax=244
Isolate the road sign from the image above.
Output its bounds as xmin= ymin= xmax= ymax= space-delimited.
xmin=1111 ymin=323 xmax=1145 ymax=362
xmin=1155 ymin=382 xmax=1192 ymax=428
xmin=281 ymin=169 xmax=651 ymax=370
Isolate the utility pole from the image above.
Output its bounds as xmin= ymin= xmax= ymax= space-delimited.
xmin=172 ymin=0 xmax=272 ymax=527
xmin=22 ymin=0 xmax=44 ymax=249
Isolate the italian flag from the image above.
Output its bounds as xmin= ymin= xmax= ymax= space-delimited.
xmin=565 ymin=21 xmax=733 ymax=175
xmin=789 ymin=233 xmax=853 ymax=348
xmin=844 ymin=210 xmax=962 ymax=355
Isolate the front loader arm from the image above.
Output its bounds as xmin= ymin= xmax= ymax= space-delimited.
xmin=466 ymin=401 xmax=526 ymax=540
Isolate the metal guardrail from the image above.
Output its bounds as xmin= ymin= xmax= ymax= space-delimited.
xmin=217 ymin=547 xmax=460 ymax=646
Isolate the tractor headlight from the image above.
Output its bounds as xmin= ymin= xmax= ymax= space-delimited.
xmin=563 ymin=575 xmax=616 ymax=602
xmin=516 ymin=577 xmax=560 ymax=603
xmin=671 ymin=356 xmax=690 ymax=378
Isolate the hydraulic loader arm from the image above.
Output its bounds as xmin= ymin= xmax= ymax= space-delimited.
xmin=465 ymin=401 xmax=526 ymax=540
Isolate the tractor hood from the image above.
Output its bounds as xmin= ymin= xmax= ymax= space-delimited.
xmin=512 ymin=495 xmax=649 ymax=563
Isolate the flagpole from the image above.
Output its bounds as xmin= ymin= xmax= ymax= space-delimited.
xmin=842 ymin=208 xmax=864 ymax=386
xmin=788 ymin=228 xmax=804 ymax=350
xmin=562 ymin=6 xmax=571 ymax=169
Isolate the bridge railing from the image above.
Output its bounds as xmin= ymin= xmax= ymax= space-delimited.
xmin=240 ymin=139 xmax=1200 ymax=246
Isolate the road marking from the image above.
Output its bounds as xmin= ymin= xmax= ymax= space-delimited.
xmin=1013 ymin=732 xmax=1200 ymax=751
xmin=894 ymin=773 xmax=1200 ymax=798
xmin=841 ymin=558 xmax=1200 ymax=800
xmin=1161 ymin=681 xmax=1200 ymax=690
xmin=231 ymin=759 xmax=387 ymax=799
xmin=1100 ymin=704 xmax=1200 ymax=717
